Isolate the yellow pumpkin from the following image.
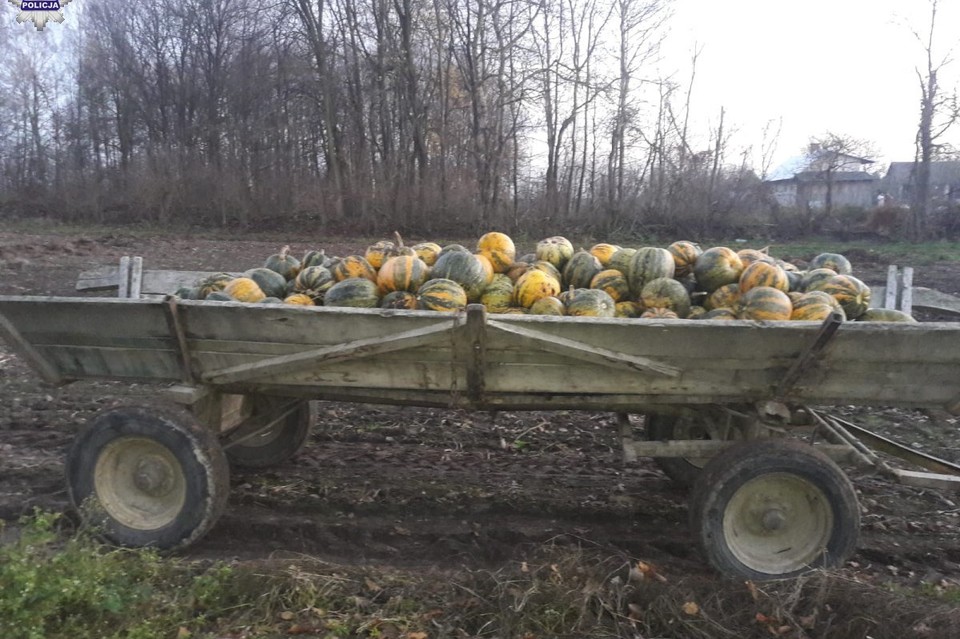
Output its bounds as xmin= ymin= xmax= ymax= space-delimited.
xmin=283 ymin=293 xmax=315 ymax=306
xmin=513 ymin=270 xmax=561 ymax=308
xmin=476 ymin=232 xmax=516 ymax=273
xmin=224 ymin=277 xmax=266 ymax=303
xmin=589 ymin=243 xmax=621 ymax=266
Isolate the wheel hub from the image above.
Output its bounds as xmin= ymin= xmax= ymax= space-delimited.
xmin=722 ymin=472 xmax=833 ymax=575
xmin=133 ymin=456 xmax=176 ymax=496
xmin=93 ymin=437 xmax=187 ymax=531
xmin=761 ymin=508 xmax=787 ymax=531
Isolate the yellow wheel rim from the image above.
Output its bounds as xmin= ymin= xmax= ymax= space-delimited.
xmin=93 ymin=437 xmax=187 ymax=530
xmin=722 ymin=472 xmax=833 ymax=575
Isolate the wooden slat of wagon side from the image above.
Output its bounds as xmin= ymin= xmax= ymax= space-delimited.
xmin=178 ymin=303 xmax=466 ymax=388
xmin=201 ymin=319 xmax=464 ymax=385
xmin=0 ymin=297 xmax=181 ymax=381
xmin=178 ymin=302 xmax=456 ymax=345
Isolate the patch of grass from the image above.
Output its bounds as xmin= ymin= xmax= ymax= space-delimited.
xmin=5 ymin=512 xmax=960 ymax=639
xmin=0 ymin=511 xmax=242 ymax=639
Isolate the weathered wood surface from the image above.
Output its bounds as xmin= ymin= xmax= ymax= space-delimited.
xmin=1 ymin=295 xmax=960 ymax=411
xmin=76 ymin=265 xmax=233 ymax=296
xmin=871 ymin=285 xmax=960 ymax=316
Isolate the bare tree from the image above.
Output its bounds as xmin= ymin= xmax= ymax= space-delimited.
xmin=802 ymin=132 xmax=877 ymax=232
xmin=910 ymin=0 xmax=959 ymax=239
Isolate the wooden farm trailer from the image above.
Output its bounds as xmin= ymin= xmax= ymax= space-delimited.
xmin=2 ymin=278 xmax=960 ymax=581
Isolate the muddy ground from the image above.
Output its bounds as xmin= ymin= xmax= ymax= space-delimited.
xmin=1 ymin=228 xmax=959 ymax=609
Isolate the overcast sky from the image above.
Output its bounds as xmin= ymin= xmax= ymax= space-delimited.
xmin=666 ymin=0 xmax=960 ymax=175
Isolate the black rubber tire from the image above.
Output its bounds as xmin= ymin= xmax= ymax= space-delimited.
xmin=65 ymin=406 xmax=230 ymax=550
xmin=224 ymin=401 xmax=314 ymax=469
xmin=689 ymin=439 xmax=860 ymax=581
xmin=645 ymin=413 xmax=727 ymax=487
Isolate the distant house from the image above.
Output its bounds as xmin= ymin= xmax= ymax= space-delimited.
xmin=882 ymin=161 xmax=960 ymax=206
xmin=765 ymin=145 xmax=879 ymax=210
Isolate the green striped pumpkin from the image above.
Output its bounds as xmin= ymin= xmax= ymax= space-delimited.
xmin=377 ymin=255 xmax=430 ymax=294
xmin=640 ymin=277 xmax=691 ymax=318
xmin=324 ymin=277 xmax=380 ymax=308
xmin=590 ymin=269 xmax=630 ymax=302
xmin=430 ymin=251 xmax=488 ymax=302
xmin=565 ymin=288 xmax=615 ymax=317
xmin=417 ymin=279 xmax=468 ymax=312
xmin=694 ymin=247 xmax=743 ymax=293
xmin=627 ymin=247 xmax=675 ymax=298
xmin=563 ymin=250 xmax=603 ymax=290
xmin=807 ymin=274 xmax=871 ymax=319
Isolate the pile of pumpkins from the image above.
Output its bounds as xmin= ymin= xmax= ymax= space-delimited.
xmin=176 ymin=232 xmax=916 ymax=323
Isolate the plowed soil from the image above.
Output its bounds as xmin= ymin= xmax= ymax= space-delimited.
xmin=2 ymin=228 xmax=959 ymax=601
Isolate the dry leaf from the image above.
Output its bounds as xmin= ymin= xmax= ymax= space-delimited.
xmin=745 ymin=580 xmax=759 ymax=601
xmin=627 ymin=603 xmax=644 ymax=621
xmin=279 ymin=611 xmax=296 ymax=621
xmin=755 ymin=612 xmax=776 ymax=624
xmin=176 ymin=627 xmax=191 ymax=639
xmin=632 ymin=560 xmax=668 ymax=583
xmin=365 ymin=577 xmax=382 ymax=592
xmin=521 ymin=561 xmax=529 ymax=573
xmin=405 ymin=633 xmax=429 ymax=639
xmin=774 ymin=625 xmax=792 ymax=636
xmin=798 ymin=611 xmax=817 ymax=629
xmin=288 ymin=624 xmax=316 ymax=635
xmin=681 ymin=601 xmax=699 ymax=616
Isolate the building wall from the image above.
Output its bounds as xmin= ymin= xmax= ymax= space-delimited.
xmin=795 ymin=181 xmax=877 ymax=210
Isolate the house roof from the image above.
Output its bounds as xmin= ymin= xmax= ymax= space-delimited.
xmin=884 ymin=161 xmax=960 ymax=185
xmin=767 ymin=151 xmax=876 ymax=182
xmin=767 ymin=170 xmax=879 ymax=185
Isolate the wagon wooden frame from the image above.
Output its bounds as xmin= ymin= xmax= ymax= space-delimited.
xmin=2 ymin=262 xmax=960 ymax=579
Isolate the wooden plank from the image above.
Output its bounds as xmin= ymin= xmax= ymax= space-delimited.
xmin=460 ymin=305 xmax=487 ymax=402
xmin=870 ymin=286 xmax=960 ymax=315
xmin=75 ymin=264 xmax=122 ymax=292
xmin=0 ymin=311 xmax=63 ymax=384
xmin=130 ymin=257 xmax=143 ymax=298
xmin=912 ymin=287 xmax=960 ymax=316
xmin=180 ymin=302 xmax=456 ymax=344
xmin=42 ymin=345 xmax=181 ymax=381
xmin=901 ymin=267 xmax=913 ymax=315
xmin=75 ymin=265 xmax=236 ymax=295
xmin=885 ymin=265 xmax=898 ymax=309
xmin=118 ymin=256 xmax=131 ymax=298
xmin=629 ymin=440 xmax=854 ymax=462
xmin=893 ymin=469 xmax=960 ymax=491
xmin=162 ymin=384 xmax=211 ymax=405
xmin=202 ymin=317 xmax=463 ymax=385
xmin=487 ymin=319 xmax=680 ymax=377
xmin=0 ymin=298 xmax=173 ymax=343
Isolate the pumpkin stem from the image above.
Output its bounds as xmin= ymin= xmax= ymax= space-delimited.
xmin=393 ymin=231 xmax=404 ymax=249
xmin=280 ymin=245 xmax=290 ymax=259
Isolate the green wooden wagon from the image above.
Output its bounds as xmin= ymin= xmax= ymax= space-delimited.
xmin=2 ymin=279 xmax=960 ymax=581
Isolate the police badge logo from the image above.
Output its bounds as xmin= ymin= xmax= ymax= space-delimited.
xmin=8 ymin=0 xmax=71 ymax=30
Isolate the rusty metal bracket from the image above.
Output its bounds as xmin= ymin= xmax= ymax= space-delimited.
xmin=775 ymin=310 xmax=844 ymax=400
xmin=162 ymin=295 xmax=196 ymax=384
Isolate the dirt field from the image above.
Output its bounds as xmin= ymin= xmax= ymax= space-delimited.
xmin=2 ymin=227 xmax=960 ymax=636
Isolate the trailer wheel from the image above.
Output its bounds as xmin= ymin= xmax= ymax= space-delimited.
xmin=224 ymin=401 xmax=314 ymax=469
xmin=690 ymin=439 xmax=859 ymax=580
xmin=66 ymin=406 xmax=229 ymax=550
xmin=645 ymin=412 xmax=743 ymax=487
